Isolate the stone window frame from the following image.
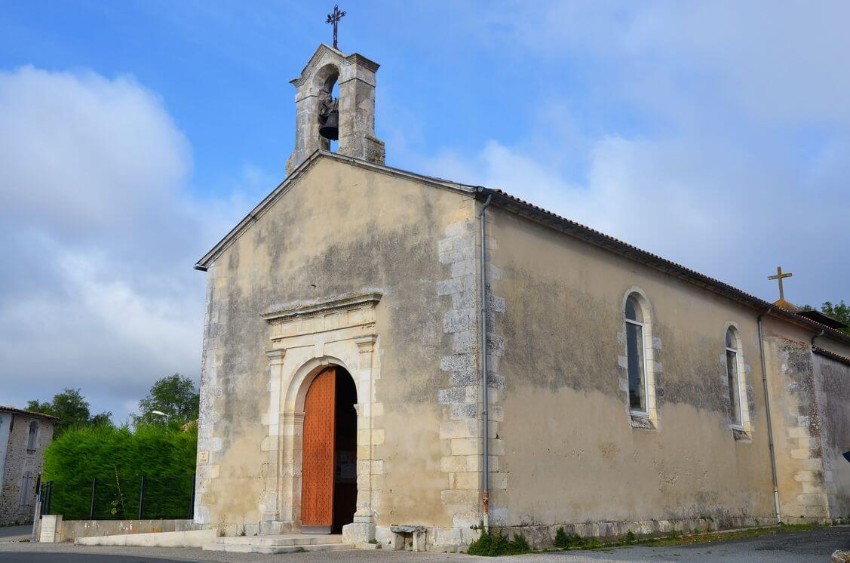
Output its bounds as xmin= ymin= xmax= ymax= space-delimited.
xmin=724 ymin=322 xmax=752 ymax=438
xmin=623 ymin=288 xmax=658 ymax=429
xmin=26 ymin=420 xmax=38 ymax=453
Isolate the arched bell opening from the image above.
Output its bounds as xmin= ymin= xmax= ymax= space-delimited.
xmin=300 ymin=365 xmax=357 ymax=534
xmin=313 ymin=64 xmax=340 ymax=151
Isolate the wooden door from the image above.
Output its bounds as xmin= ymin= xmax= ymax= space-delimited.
xmin=301 ymin=367 xmax=336 ymax=528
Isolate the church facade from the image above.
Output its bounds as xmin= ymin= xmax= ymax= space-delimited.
xmin=193 ymin=44 xmax=850 ymax=550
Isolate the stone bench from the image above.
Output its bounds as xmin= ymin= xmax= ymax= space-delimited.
xmin=389 ymin=525 xmax=427 ymax=552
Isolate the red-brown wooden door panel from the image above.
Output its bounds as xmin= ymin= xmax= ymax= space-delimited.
xmin=301 ymin=367 xmax=336 ymax=527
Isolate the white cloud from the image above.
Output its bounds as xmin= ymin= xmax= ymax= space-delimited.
xmin=0 ymin=67 xmax=244 ymax=421
xmin=417 ymin=130 xmax=849 ymax=306
xmin=411 ymin=2 xmax=850 ymax=307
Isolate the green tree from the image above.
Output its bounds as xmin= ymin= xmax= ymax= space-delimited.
xmin=820 ymin=301 xmax=850 ymax=332
xmin=135 ymin=374 xmax=199 ymax=426
xmin=26 ymin=387 xmax=112 ymax=438
xmin=803 ymin=300 xmax=850 ymax=335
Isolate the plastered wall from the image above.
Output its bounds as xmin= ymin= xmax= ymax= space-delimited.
xmin=763 ymin=317 xmax=850 ymax=523
xmin=486 ymin=206 xmax=775 ymax=536
xmin=196 ymin=156 xmax=480 ymax=544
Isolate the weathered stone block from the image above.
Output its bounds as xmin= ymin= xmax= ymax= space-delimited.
xmin=451 ymin=404 xmax=478 ymax=419
xmin=450 ymin=438 xmax=478 ymax=456
xmin=438 ymin=387 xmax=466 ymax=405
xmin=441 ymin=456 xmax=467 ymax=473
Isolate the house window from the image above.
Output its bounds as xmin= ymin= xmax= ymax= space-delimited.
xmin=27 ymin=421 xmax=38 ymax=453
xmin=725 ymin=327 xmax=743 ymax=426
xmin=625 ymin=294 xmax=649 ymax=413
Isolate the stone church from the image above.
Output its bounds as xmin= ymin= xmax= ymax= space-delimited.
xmin=193 ymin=44 xmax=850 ymax=551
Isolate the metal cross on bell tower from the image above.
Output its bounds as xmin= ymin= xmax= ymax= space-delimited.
xmin=326 ymin=5 xmax=346 ymax=49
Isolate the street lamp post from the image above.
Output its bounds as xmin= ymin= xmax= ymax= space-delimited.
xmin=150 ymin=410 xmax=169 ymax=424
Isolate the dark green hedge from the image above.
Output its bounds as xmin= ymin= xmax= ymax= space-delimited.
xmin=42 ymin=424 xmax=197 ymax=520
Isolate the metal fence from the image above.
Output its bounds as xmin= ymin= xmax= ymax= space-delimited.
xmin=40 ymin=474 xmax=195 ymax=520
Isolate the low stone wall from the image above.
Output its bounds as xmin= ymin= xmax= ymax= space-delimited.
xmin=493 ymin=516 xmax=776 ymax=550
xmin=38 ymin=515 xmax=204 ymax=543
xmin=76 ymin=528 xmax=216 ymax=547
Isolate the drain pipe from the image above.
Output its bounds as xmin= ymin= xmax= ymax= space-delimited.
xmin=479 ymin=191 xmax=493 ymax=531
xmin=811 ymin=329 xmax=825 ymax=347
xmin=757 ymin=307 xmax=781 ymax=523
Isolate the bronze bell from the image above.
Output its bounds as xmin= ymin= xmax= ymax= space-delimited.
xmin=319 ymin=110 xmax=339 ymax=141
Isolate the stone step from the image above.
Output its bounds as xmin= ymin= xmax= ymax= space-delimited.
xmin=254 ymin=543 xmax=353 ymax=554
xmin=204 ymin=533 xmax=352 ymax=553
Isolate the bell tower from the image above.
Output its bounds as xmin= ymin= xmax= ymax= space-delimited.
xmin=286 ymin=44 xmax=385 ymax=174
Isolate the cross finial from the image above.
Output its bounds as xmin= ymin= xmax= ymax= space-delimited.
xmin=768 ymin=266 xmax=793 ymax=301
xmin=326 ymin=4 xmax=346 ymax=50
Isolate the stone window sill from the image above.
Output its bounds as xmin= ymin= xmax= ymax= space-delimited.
xmin=629 ymin=412 xmax=656 ymax=430
xmin=732 ymin=427 xmax=751 ymax=442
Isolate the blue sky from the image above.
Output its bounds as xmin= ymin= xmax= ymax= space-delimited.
xmin=2 ymin=1 xmax=849 ymax=422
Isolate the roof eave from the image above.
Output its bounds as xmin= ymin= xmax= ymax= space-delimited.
xmin=475 ymin=187 xmax=850 ymax=347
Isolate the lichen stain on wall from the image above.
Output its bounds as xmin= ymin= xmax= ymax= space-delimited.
xmin=497 ymin=272 xmax=621 ymax=396
xmin=653 ymin=321 xmax=729 ymax=415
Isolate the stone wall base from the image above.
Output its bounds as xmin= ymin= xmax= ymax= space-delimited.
xmin=494 ymin=516 xmax=778 ymax=550
xmin=367 ymin=515 xmax=778 ymax=552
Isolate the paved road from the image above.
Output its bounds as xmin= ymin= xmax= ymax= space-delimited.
xmin=558 ymin=526 xmax=850 ymax=562
xmin=0 ymin=526 xmax=31 ymax=542
xmin=0 ymin=526 xmax=846 ymax=562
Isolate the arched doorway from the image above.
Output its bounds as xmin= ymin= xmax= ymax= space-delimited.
xmin=300 ymin=366 xmax=357 ymax=534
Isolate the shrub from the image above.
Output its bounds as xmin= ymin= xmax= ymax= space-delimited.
xmin=554 ymin=527 xmax=568 ymax=548
xmin=551 ymin=530 xmax=599 ymax=550
xmin=467 ymin=530 xmax=532 ymax=556
xmin=42 ymin=424 xmax=197 ymax=520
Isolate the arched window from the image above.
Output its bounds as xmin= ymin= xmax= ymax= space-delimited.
xmin=625 ymin=294 xmax=649 ymax=413
xmin=725 ymin=327 xmax=743 ymax=426
xmin=27 ymin=421 xmax=38 ymax=452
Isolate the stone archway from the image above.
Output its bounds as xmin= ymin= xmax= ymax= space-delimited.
xmin=262 ymin=293 xmax=381 ymax=543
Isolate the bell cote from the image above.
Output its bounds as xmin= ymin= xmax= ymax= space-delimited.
xmin=286 ymin=44 xmax=385 ymax=174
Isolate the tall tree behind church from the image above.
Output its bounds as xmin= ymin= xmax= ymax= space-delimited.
xmin=134 ymin=374 xmax=199 ymax=426
xmin=27 ymin=387 xmax=112 ymax=438
xmin=804 ymin=301 xmax=850 ymax=335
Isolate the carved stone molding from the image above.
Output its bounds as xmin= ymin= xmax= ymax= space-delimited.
xmin=263 ymin=292 xmax=382 ymax=346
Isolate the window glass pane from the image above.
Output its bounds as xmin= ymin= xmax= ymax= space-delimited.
xmin=726 ymin=328 xmax=736 ymax=349
xmin=625 ymin=296 xmax=642 ymax=322
xmin=726 ymin=349 xmax=740 ymax=424
xmin=627 ymin=322 xmax=645 ymax=411
xmin=27 ymin=422 xmax=37 ymax=450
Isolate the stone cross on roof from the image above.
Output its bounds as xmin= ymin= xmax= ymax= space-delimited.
xmin=768 ymin=266 xmax=793 ymax=301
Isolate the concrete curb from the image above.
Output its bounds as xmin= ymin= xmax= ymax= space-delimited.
xmin=75 ymin=529 xmax=216 ymax=547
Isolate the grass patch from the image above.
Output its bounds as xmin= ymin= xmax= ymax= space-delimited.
xmin=552 ymin=527 xmax=601 ymax=550
xmin=467 ymin=531 xmax=531 ymax=556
